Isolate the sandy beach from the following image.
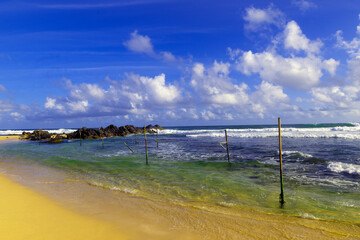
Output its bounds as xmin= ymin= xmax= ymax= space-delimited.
xmin=1 ymin=136 xmax=360 ymax=240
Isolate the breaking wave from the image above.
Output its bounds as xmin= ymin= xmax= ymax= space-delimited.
xmin=161 ymin=123 xmax=360 ymax=139
xmin=327 ymin=162 xmax=360 ymax=175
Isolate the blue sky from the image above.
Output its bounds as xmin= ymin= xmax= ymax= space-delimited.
xmin=1 ymin=0 xmax=360 ymax=128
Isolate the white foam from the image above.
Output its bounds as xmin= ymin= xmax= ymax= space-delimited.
xmin=281 ymin=151 xmax=313 ymax=158
xmin=299 ymin=212 xmax=320 ymax=220
xmin=161 ymin=123 xmax=360 ymax=139
xmin=109 ymin=186 xmax=137 ymax=194
xmin=88 ymin=181 xmax=137 ymax=194
xmin=219 ymin=202 xmax=236 ymax=207
xmin=328 ymin=162 xmax=360 ymax=175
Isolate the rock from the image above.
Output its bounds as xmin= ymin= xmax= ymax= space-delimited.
xmin=45 ymin=135 xmax=63 ymax=144
xmin=22 ymin=124 xmax=164 ymax=142
xmin=104 ymin=124 xmax=118 ymax=137
xmin=21 ymin=130 xmax=51 ymax=141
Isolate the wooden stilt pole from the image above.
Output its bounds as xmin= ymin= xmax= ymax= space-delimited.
xmin=39 ymin=129 xmax=41 ymax=145
xmin=144 ymin=125 xmax=148 ymax=165
xmin=157 ymin=129 xmax=159 ymax=149
xmin=135 ymin=133 xmax=137 ymax=145
xmin=100 ymin=127 xmax=104 ymax=149
xmin=278 ymin=117 xmax=285 ymax=205
xmin=225 ymin=130 xmax=231 ymax=167
xmin=79 ymin=129 xmax=82 ymax=146
xmin=124 ymin=142 xmax=134 ymax=153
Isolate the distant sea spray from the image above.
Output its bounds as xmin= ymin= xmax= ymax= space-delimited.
xmin=0 ymin=128 xmax=76 ymax=136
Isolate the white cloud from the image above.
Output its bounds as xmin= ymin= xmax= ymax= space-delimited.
xmin=284 ymin=21 xmax=322 ymax=54
xmin=129 ymin=73 xmax=181 ymax=105
xmin=237 ymin=50 xmax=324 ymax=90
xmin=123 ymin=30 xmax=181 ymax=64
xmin=234 ymin=20 xmax=338 ymax=90
xmin=0 ymin=84 xmax=7 ymax=92
xmin=123 ymin=30 xmax=155 ymax=55
xmin=160 ymin=51 xmax=177 ymax=62
xmin=336 ymin=23 xmax=360 ymax=59
xmin=67 ymin=100 xmax=89 ymax=113
xmin=45 ymin=97 xmax=63 ymax=110
xmin=250 ymin=81 xmax=292 ymax=118
xmin=200 ymin=110 xmax=217 ymax=120
xmin=292 ymin=0 xmax=316 ymax=12
xmin=66 ymin=80 xmax=106 ymax=101
xmin=10 ymin=112 xmax=24 ymax=121
xmin=243 ymin=5 xmax=285 ymax=31
xmin=189 ymin=61 xmax=300 ymax=120
xmin=0 ymin=100 xmax=15 ymax=113
xmin=311 ymin=86 xmax=359 ymax=110
xmin=336 ymin=15 xmax=360 ymax=59
xmin=40 ymin=73 xmax=182 ymax=120
xmin=191 ymin=61 xmax=249 ymax=105
xmin=322 ymin=58 xmax=340 ymax=76
xmin=306 ymin=16 xmax=360 ymax=120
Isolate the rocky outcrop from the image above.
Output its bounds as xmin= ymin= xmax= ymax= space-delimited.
xmin=146 ymin=124 xmax=164 ymax=130
xmin=21 ymin=124 xmax=164 ymax=143
xmin=21 ymin=130 xmax=52 ymax=141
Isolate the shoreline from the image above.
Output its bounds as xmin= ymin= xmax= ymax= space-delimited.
xmin=1 ymin=137 xmax=360 ymax=239
xmin=0 ymin=135 xmax=21 ymax=142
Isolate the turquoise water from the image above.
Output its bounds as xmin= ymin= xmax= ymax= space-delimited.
xmin=0 ymin=123 xmax=359 ymax=223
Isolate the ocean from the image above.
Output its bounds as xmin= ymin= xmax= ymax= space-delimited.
xmin=0 ymin=123 xmax=359 ymax=224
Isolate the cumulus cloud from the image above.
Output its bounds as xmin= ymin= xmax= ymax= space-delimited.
xmin=190 ymin=61 xmax=249 ymax=106
xmin=237 ymin=50 xmax=328 ymax=90
xmin=322 ymin=58 xmax=340 ymax=76
xmin=250 ymin=81 xmax=294 ymax=118
xmin=232 ymin=20 xmax=339 ymax=90
xmin=284 ymin=21 xmax=322 ymax=54
xmin=124 ymin=73 xmax=181 ymax=105
xmin=292 ymin=0 xmax=316 ymax=12
xmin=40 ymin=73 xmax=182 ymax=120
xmin=189 ymin=61 xmax=300 ymax=119
xmin=243 ymin=5 xmax=285 ymax=31
xmin=311 ymin=85 xmax=360 ymax=112
xmin=65 ymin=80 xmax=106 ymax=101
xmin=308 ymin=17 xmax=360 ymax=119
xmin=123 ymin=30 xmax=155 ymax=55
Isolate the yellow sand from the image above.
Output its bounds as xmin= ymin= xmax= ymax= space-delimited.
xmin=0 ymin=135 xmax=126 ymax=240
xmin=0 ymin=173 xmax=127 ymax=240
xmin=0 ymin=135 xmax=20 ymax=141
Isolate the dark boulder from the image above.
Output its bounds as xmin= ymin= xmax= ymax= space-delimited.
xmin=44 ymin=135 xmax=63 ymax=144
xmin=21 ymin=124 xmax=164 ymax=142
xmin=21 ymin=130 xmax=51 ymax=141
